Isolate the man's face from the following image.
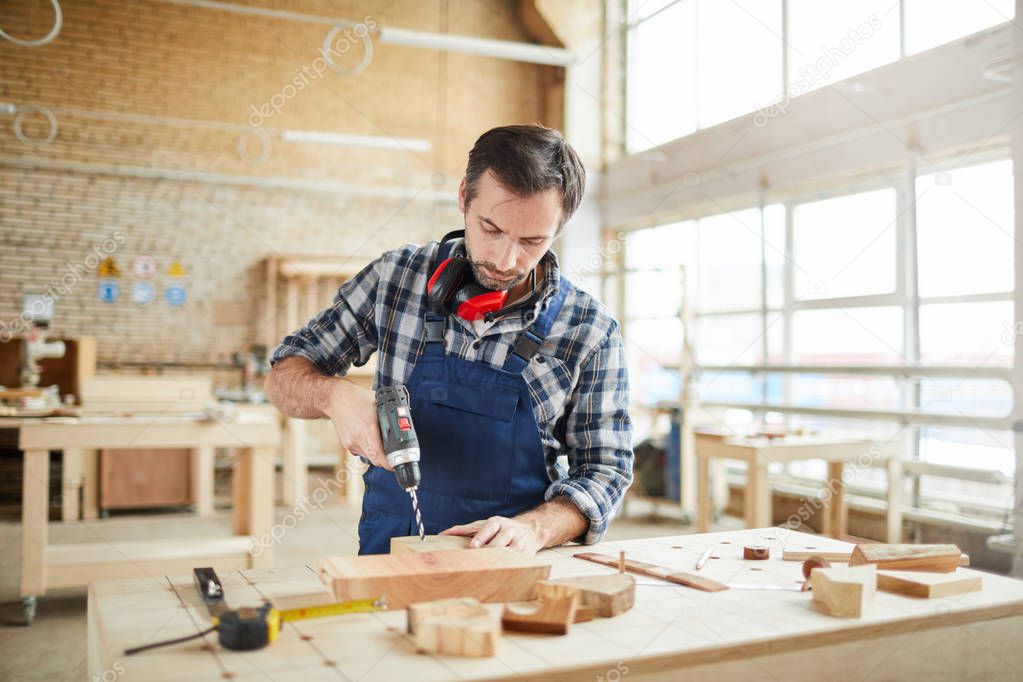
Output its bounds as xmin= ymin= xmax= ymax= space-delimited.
xmin=459 ymin=169 xmax=562 ymax=292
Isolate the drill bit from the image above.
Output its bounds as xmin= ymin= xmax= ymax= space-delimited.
xmin=409 ymin=488 xmax=425 ymax=542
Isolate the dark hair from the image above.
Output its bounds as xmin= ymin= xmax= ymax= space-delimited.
xmin=463 ymin=124 xmax=586 ymax=229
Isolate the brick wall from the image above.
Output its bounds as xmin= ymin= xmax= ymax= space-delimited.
xmin=0 ymin=0 xmax=557 ymax=374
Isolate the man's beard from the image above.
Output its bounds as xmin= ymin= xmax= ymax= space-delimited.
xmin=469 ymin=259 xmax=529 ymax=292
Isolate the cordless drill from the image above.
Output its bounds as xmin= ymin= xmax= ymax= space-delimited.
xmin=374 ymin=385 xmax=426 ymax=542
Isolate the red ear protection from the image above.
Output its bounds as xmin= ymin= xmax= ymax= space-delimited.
xmin=427 ymin=256 xmax=508 ymax=321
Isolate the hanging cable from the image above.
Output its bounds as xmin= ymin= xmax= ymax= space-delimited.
xmin=1 ymin=0 xmax=62 ymax=47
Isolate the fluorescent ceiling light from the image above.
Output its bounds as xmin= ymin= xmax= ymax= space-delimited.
xmin=281 ymin=129 xmax=431 ymax=152
xmin=379 ymin=27 xmax=574 ymax=67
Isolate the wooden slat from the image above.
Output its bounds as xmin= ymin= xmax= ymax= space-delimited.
xmin=573 ymin=552 xmax=729 ymax=592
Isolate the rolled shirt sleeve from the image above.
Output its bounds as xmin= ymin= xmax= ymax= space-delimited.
xmin=545 ymin=322 xmax=634 ymax=544
xmin=269 ymin=258 xmax=380 ymax=376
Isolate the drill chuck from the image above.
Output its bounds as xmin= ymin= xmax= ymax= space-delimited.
xmin=393 ymin=461 xmax=421 ymax=491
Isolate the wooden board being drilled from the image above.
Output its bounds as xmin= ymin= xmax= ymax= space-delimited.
xmin=390 ymin=535 xmax=472 ymax=554
xmin=316 ymin=548 xmax=550 ymax=608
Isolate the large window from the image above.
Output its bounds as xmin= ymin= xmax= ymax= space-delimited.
xmin=612 ymin=156 xmax=1015 ymax=521
xmin=626 ymin=0 xmax=1015 ymax=152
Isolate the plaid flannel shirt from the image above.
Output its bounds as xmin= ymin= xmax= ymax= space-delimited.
xmin=270 ymin=240 xmax=634 ymax=544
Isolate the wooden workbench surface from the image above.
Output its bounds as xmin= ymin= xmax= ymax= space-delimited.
xmin=88 ymin=529 xmax=1023 ymax=681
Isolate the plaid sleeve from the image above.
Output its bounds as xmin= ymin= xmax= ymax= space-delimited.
xmin=269 ymin=258 xmax=380 ymax=376
xmin=545 ymin=322 xmax=634 ymax=544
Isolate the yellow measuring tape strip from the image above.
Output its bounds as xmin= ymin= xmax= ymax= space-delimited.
xmin=278 ymin=597 xmax=387 ymax=623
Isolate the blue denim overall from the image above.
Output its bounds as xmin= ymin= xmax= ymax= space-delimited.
xmin=357 ymin=251 xmax=569 ymax=555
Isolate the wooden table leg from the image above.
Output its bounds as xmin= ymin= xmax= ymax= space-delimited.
xmin=62 ymin=448 xmax=83 ymax=522
xmin=232 ymin=449 xmax=252 ymax=536
xmin=282 ymin=418 xmax=308 ymax=507
xmin=191 ymin=445 xmax=214 ymax=516
xmin=746 ymin=454 xmax=771 ymax=528
xmin=81 ymin=449 xmax=99 ymax=520
xmin=886 ymin=456 xmax=903 ymax=543
xmin=234 ymin=447 xmax=275 ymax=568
xmin=822 ymin=461 xmax=847 ymax=539
xmin=696 ymin=454 xmax=711 ymax=532
xmin=21 ymin=449 xmax=49 ymax=599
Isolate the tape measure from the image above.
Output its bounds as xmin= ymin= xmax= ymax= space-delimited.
xmin=213 ymin=597 xmax=386 ymax=651
xmin=125 ymin=569 xmax=386 ymax=656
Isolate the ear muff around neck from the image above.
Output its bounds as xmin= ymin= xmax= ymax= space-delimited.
xmin=427 ymin=256 xmax=508 ymax=321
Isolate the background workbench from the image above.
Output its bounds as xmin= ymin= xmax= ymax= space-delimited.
xmin=88 ymin=528 xmax=1023 ymax=681
xmin=4 ymin=413 xmax=280 ymax=623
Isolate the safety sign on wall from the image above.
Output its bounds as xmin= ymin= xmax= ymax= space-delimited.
xmin=98 ymin=279 xmax=120 ymax=303
xmin=131 ymin=281 xmax=156 ymax=305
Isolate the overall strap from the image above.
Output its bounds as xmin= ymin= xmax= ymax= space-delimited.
xmin=502 ymin=276 xmax=570 ymax=374
xmin=421 ymin=238 xmax=460 ymax=357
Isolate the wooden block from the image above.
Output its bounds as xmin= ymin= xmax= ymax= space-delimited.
xmin=811 ymin=564 xmax=876 ymax=618
xmin=407 ymin=598 xmax=500 ymax=657
xmin=743 ymin=545 xmax=770 ymax=560
xmin=536 ymin=573 xmax=636 ymax=618
xmin=783 ymin=548 xmax=970 ymax=566
xmin=783 ymin=550 xmax=855 ymax=562
xmin=850 ymin=544 xmax=962 ymax=573
xmin=877 ymin=570 xmax=983 ymax=598
xmin=316 ymin=548 xmax=550 ymax=609
xmin=502 ymin=593 xmax=579 ymax=635
xmin=574 ymin=605 xmax=596 ymax=623
xmin=390 ymin=535 xmax=472 ymax=554
xmin=574 ymin=552 xmax=728 ymax=592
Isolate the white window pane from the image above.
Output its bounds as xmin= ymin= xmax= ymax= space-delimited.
xmin=905 ymin=0 xmax=1014 ymax=55
xmin=625 ymin=270 xmax=684 ymax=318
xmin=625 ymin=221 xmax=695 ymax=269
xmin=627 ymin=1 xmax=697 ymax=151
xmin=793 ymin=188 xmax=896 ymax=300
xmin=624 ymin=317 xmax=685 ymax=404
xmin=791 ymin=306 xmax=904 ymax=364
xmin=920 ymin=426 xmax=1013 ymax=476
xmin=695 ymin=313 xmax=765 ymax=365
xmin=790 ymin=374 xmax=901 ymax=410
xmin=786 ymin=0 xmax=900 ymax=93
xmin=700 ymin=371 xmax=761 ymax=404
xmin=697 ymin=0 xmax=783 ymax=128
xmin=625 ymin=317 xmax=684 ymax=367
xmin=697 ymin=209 xmax=764 ymax=312
xmin=916 ymin=160 xmax=1014 ymax=298
xmin=919 ymin=301 xmax=1013 ymax=366
xmin=764 ymin=203 xmax=786 ymax=309
xmin=919 ymin=378 xmax=1012 ymax=418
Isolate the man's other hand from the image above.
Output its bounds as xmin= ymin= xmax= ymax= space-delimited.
xmin=440 ymin=515 xmax=545 ymax=555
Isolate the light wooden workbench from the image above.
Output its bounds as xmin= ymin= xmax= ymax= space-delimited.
xmin=2 ymin=413 xmax=280 ymax=624
xmin=695 ymin=432 xmax=905 ymax=542
xmin=87 ymin=528 xmax=1023 ymax=681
